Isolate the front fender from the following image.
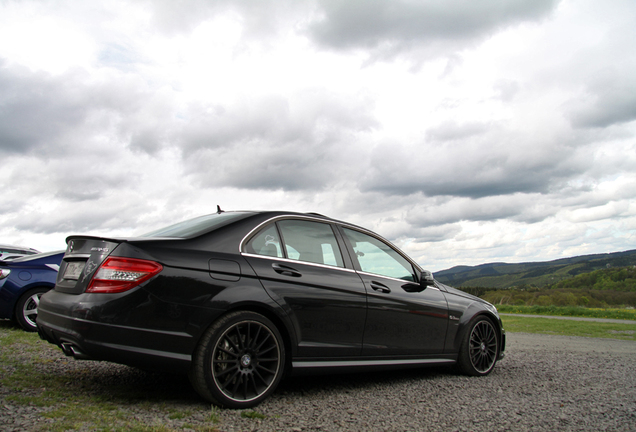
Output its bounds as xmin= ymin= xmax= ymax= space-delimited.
xmin=446 ymin=298 xmax=503 ymax=355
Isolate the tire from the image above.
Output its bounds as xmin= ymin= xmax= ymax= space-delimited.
xmin=457 ymin=316 xmax=499 ymax=376
xmin=15 ymin=287 xmax=50 ymax=332
xmin=189 ymin=311 xmax=285 ymax=409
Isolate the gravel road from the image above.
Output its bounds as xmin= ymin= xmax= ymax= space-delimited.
xmin=2 ymin=330 xmax=635 ymax=431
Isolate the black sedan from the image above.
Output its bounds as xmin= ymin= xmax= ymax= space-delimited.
xmin=37 ymin=210 xmax=505 ymax=408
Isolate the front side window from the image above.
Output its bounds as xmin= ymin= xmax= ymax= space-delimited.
xmin=278 ymin=220 xmax=345 ymax=268
xmin=342 ymin=228 xmax=415 ymax=281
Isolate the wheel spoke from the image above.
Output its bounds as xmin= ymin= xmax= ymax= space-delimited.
xmin=231 ymin=372 xmax=246 ymax=396
xmin=252 ymin=368 xmax=267 ymax=385
xmin=255 ymin=332 xmax=272 ymax=352
xmin=219 ymin=368 xmax=241 ymax=389
xmin=234 ymin=326 xmax=246 ymax=350
xmin=223 ymin=334 xmax=240 ymax=353
xmin=250 ymin=325 xmax=263 ymax=350
xmin=248 ymin=374 xmax=259 ymax=397
xmin=214 ymin=364 xmax=238 ymax=377
xmin=258 ymin=342 xmax=276 ymax=354
xmin=217 ymin=346 xmax=239 ymax=357
xmin=256 ymin=364 xmax=276 ymax=375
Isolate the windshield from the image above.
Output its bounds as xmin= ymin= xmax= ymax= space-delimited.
xmin=140 ymin=212 xmax=253 ymax=238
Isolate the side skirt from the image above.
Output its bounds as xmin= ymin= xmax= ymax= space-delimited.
xmin=291 ymin=358 xmax=456 ymax=375
xmin=294 ymin=358 xmax=455 ymax=368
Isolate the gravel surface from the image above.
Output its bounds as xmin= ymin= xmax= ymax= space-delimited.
xmin=1 ymin=326 xmax=635 ymax=431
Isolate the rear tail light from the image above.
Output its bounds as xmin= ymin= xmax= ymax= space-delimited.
xmin=86 ymin=257 xmax=163 ymax=293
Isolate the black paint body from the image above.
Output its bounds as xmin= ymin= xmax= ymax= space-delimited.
xmin=37 ymin=211 xmax=505 ymax=376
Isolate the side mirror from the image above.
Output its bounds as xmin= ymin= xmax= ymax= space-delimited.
xmin=420 ymin=270 xmax=436 ymax=287
xmin=401 ymin=270 xmax=436 ymax=293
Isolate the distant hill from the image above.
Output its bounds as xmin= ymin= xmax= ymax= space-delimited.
xmin=433 ymin=249 xmax=636 ymax=289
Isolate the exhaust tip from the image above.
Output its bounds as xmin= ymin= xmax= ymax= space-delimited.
xmin=59 ymin=342 xmax=91 ymax=360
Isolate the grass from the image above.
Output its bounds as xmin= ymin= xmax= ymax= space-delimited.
xmin=0 ymin=320 xmax=221 ymax=432
xmin=496 ymin=305 xmax=636 ymax=320
xmin=240 ymin=410 xmax=267 ymax=420
xmin=500 ymin=315 xmax=636 ymax=340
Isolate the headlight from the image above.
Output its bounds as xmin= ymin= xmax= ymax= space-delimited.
xmin=484 ymin=301 xmax=499 ymax=317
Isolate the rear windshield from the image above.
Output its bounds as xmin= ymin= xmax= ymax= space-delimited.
xmin=140 ymin=212 xmax=253 ymax=239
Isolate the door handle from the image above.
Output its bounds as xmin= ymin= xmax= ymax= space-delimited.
xmin=370 ymin=281 xmax=391 ymax=293
xmin=272 ymin=263 xmax=302 ymax=278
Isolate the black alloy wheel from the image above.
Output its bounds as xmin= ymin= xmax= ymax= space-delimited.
xmin=15 ymin=287 xmax=49 ymax=332
xmin=457 ymin=316 xmax=499 ymax=376
xmin=189 ymin=311 xmax=285 ymax=408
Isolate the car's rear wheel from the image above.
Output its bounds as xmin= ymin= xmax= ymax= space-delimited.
xmin=189 ymin=311 xmax=285 ymax=408
xmin=457 ymin=316 xmax=499 ymax=376
xmin=15 ymin=287 xmax=50 ymax=332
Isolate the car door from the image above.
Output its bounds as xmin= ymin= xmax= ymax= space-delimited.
xmin=340 ymin=227 xmax=449 ymax=356
xmin=242 ymin=218 xmax=367 ymax=358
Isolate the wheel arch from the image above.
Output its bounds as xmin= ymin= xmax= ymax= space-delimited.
xmin=194 ymin=301 xmax=296 ymax=375
xmin=13 ymin=284 xmax=54 ymax=318
xmin=188 ymin=307 xmax=290 ymax=408
xmin=452 ymin=307 xmax=504 ymax=356
xmin=14 ymin=285 xmax=53 ymax=331
xmin=227 ymin=303 xmax=295 ymax=372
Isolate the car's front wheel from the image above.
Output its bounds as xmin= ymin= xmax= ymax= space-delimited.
xmin=457 ymin=316 xmax=499 ymax=376
xmin=189 ymin=311 xmax=285 ymax=408
xmin=15 ymin=287 xmax=50 ymax=332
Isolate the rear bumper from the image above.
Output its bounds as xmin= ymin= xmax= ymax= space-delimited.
xmin=36 ymin=288 xmax=200 ymax=373
xmin=38 ymin=308 xmax=193 ymax=372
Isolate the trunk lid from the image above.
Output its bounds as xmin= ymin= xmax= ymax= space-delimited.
xmin=55 ymin=237 xmax=121 ymax=294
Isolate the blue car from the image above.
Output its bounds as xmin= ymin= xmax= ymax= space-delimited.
xmin=0 ymin=250 xmax=64 ymax=331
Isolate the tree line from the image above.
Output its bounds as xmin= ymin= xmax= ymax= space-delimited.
xmin=460 ymin=266 xmax=636 ymax=308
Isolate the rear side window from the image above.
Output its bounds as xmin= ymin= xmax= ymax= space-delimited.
xmin=278 ymin=220 xmax=344 ymax=268
xmin=245 ymin=219 xmax=345 ymax=268
xmin=244 ymin=225 xmax=284 ymax=258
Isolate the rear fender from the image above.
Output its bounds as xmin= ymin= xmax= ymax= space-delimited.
xmin=200 ymin=283 xmax=299 ymax=359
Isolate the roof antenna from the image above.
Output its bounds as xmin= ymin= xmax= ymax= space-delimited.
xmin=217 ymin=205 xmax=224 ymax=214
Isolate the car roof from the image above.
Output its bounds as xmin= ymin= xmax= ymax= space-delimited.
xmin=0 ymin=243 xmax=41 ymax=254
xmin=0 ymin=250 xmax=65 ymax=267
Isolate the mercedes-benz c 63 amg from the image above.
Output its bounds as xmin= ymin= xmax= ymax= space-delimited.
xmin=37 ymin=210 xmax=505 ymax=408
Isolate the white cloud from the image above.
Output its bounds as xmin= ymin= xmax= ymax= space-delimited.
xmin=0 ymin=0 xmax=635 ymax=272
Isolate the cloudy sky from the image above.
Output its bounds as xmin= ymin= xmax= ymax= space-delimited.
xmin=1 ymin=0 xmax=635 ymax=271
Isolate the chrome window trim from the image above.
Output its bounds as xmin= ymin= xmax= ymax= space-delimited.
xmin=239 ymin=213 xmax=426 ymax=275
xmin=239 ymin=214 xmax=338 ymax=253
xmin=241 ymin=252 xmax=357 ymax=273
xmin=357 ymin=271 xmax=440 ymax=290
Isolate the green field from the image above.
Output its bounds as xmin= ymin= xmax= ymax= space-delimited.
xmin=500 ymin=315 xmax=636 ymax=341
xmin=496 ymin=305 xmax=636 ymax=320
xmin=497 ymin=305 xmax=636 ymax=340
